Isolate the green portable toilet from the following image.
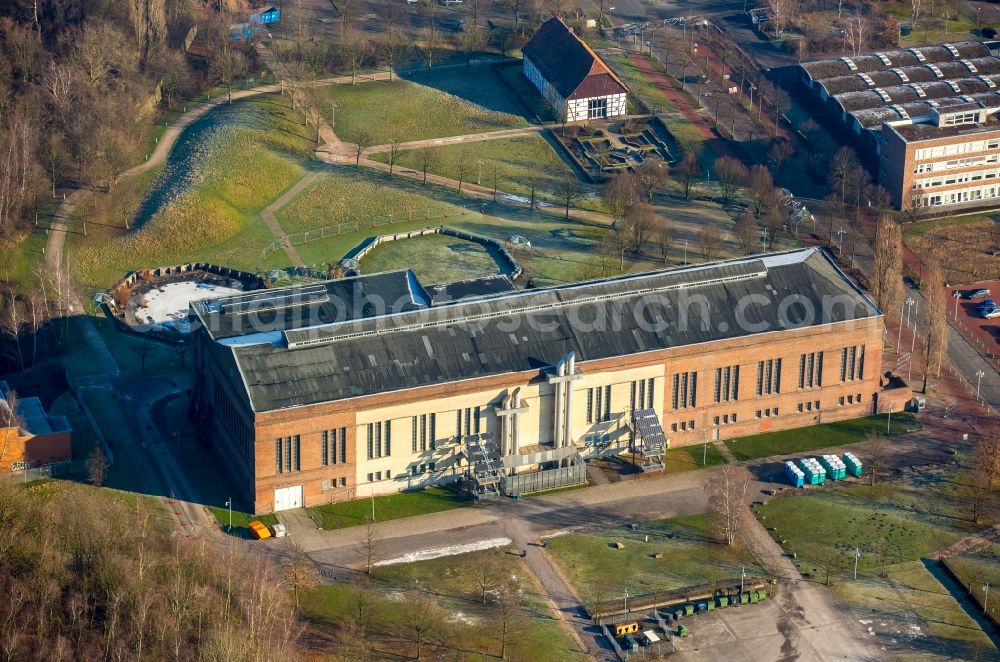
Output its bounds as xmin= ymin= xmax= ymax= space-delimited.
xmin=843 ymin=452 xmax=863 ymax=477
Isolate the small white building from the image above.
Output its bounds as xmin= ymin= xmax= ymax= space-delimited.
xmin=522 ymin=17 xmax=629 ymax=122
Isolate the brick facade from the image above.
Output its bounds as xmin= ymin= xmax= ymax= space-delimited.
xmin=199 ymin=316 xmax=883 ymax=514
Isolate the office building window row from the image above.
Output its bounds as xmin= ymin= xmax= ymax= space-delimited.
xmin=367 ymin=470 xmax=392 ymax=482
xmin=669 ymin=419 xmax=696 ymax=432
xmin=455 ymin=407 xmax=481 ymax=439
xmin=755 ymin=407 xmax=779 ymax=418
xmin=796 ymin=400 xmax=821 ymax=413
xmin=837 ymin=393 xmax=864 ymax=406
xmin=412 ymin=414 xmax=437 ymax=452
xmin=712 ymin=413 xmax=738 ymax=426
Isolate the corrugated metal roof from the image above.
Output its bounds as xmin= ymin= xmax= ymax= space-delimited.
xmin=216 ymin=249 xmax=881 ymax=412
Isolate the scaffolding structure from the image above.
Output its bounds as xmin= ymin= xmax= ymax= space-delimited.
xmin=629 ymin=408 xmax=667 ymax=472
xmin=464 ymin=432 xmax=503 ymax=499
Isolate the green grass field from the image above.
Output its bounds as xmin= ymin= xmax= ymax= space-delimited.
xmin=757 ymin=481 xmax=995 ymax=656
xmin=545 ymin=513 xmax=757 ymax=604
xmin=661 ymin=443 xmax=728 ymax=474
xmin=208 ymin=506 xmax=277 ymax=537
xmin=360 ymin=232 xmax=503 ymax=284
xmin=266 ymin=168 xmax=627 ymax=286
xmin=945 ymin=544 xmax=1000 ymax=617
xmin=300 ymin=548 xmax=586 ymax=661
xmin=902 ymin=213 xmax=990 ymax=241
xmin=495 ymin=62 xmax=555 ymax=121
xmin=724 ymin=413 xmax=915 ymax=461
xmin=71 ymin=95 xmax=315 ymax=289
xmin=370 ymin=133 xmax=579 ymax=204
xmin=309 ymin=485 xmax=471 ymax=530
xmin=325 ymin=70 xmax=528 ymax=145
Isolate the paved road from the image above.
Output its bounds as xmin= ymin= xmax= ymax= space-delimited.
xmin=365 ymin=125 xmax=546 ymax=154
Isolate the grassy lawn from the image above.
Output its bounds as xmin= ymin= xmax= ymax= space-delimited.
xmin=360 ymin=232 xmax=504 ymax=284
xmin=946 ymin=544 xmax=1000 ymax=618
xmin=300 ymin=548 xmax=586 ymax=662
xmin=758 ymin=481 xmax=995 ymax=656
xmin=545 ymin=513 xmax=758 ymax=604
xmin=70 ymin=95 xmax=315 ymax=290
xmin=661 ymin=443 xmax=728 ymax=474
xmin=901 ymin=213 xmax=992 ymax=241
xmin=267 ymin=168 xmax=631 ymax=286
xmin=309 ymin=485 xmax=471 ymax=530
xmin=325 ymin=69 xmax=528 ymax=145
xmin=905 ymin=215 xmax=1000 ymax=284
xmin=207 ymin=506 xmax=277 ymax=536
xmin=495 ymin=61 xmax=555 ymax=122
xmin=370 ymin=133 xmax=579 ymax=205
xmin=724 ymin=413 xmax=916 ymax=461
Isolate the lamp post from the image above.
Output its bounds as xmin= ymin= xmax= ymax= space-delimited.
xmin=684 ymin=240 xmax=688 ymax=265
xmin=976 ymin=369 xmax=985 ymax=401
xmin=331 ymin=102 xmax=337 ymax=128
xmin=953 ymin=290 xmax=961 ymax=321
xmin=225 ymin=498 xmax=232 ymax=532
xmin=837 ymin=228 xmax=845 ymax=253
xmin=854 ymin=547 xmax=861 ymax=580
xmin=624 ymin=588 xmax=629 ymax=616
xmin=478 ymin=160 xmax=484 ymax=186
xmin=984 ymin=583 xmax=990 ymax=614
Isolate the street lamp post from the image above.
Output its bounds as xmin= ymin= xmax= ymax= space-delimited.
xmin=837 ymin=228 xmax=845 ymax=253
xmin=624 ymin=589 xmax=629 ymax=616
xmin=225 ymin=498 xmax=232 ymax=532
xmin=854 ymin=547 xmax=860 ymax=580
xmin=478 ymin=160 xmax=484 ymax=186
xmin=984 ymin=583 xmax=990 ymax=613
xmin=953 ymin=290 xmax=961 ymax=321
xmin=976 ymin=369 xmax=985 ymax=401
xmin=331 ymin=102 xmax=337 ymax=128
xmin=684 ymin=240 xmax=688 ymax=265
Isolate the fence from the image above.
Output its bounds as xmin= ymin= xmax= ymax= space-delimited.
xmin=501 ymin=461 xmax=586 ymax=495
xmin=4 ymin=460 xmax=84 ymax=483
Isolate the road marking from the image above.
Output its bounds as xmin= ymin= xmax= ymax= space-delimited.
xmin=373 ymin=537 xmax=512 ymax=566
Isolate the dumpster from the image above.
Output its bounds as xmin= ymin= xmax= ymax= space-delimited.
xmin=740 ymin=592 xmax=750 ymax=604
xmin=717 ymin=596 xmax=729 ymax=608
xmin=248 ymin=520 xmax=271 ymax=540
xmin=757 ymin=589 xmax=767 ymax=600
xmin=843 ymin=451 xmax=863 ymax=477
xmin=683 ymin=604 xmax=694 ymax=616
xmin=678 ymin=625 xmax=689 ymax=637
xmin=784 ymin=460 xmax=805 ymax=487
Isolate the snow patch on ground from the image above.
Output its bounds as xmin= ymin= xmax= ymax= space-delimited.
xmin=135 ymin=281 xmax=243 ymax=332
xmin=448 ymin=611 xmax=480 ymax=625
xmin=372 ymin=537 xmax=512 ymax=567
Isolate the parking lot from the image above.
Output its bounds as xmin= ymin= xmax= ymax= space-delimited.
xmin=946 ymin=280 xmax=1000 ymax=367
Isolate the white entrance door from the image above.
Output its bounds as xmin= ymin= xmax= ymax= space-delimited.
xmin=274 ymin=485 xmax=303 ymax=511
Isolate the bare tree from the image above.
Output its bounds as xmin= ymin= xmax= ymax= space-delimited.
xmin=871 ymin=216 xmax=904 ymax=320
xmin=401 ymin=592 xmax=443 ymax=660
xmin=863 ymin=430 xmax=889 ymax=486
xmin=597 ymin=232 xmax=619 ymax=277
xmin=418 ymin=147 xmax=438 ymax=185
xmin=282 ymin=543 xmax=319 ymax=609
xmin=355 ymin=520 xmax=382 ymax=574
xmin=697 ymin=222 xmax=723 ymax=261
xmin=815 ymin=547 xmax=845 ymax=586
xmin=386 ymin=140 xmax=403 ymax=178
xmin=748 ymin=165 xmax=774 ymax=217
xmin=672 ymin=151 xmax=700 ymax=200
xmin=764 ymin=0 xmax=797 ymax=34
xmin=127 ymin=0 xmax=167 ymax=66
xmin=655 ymin=218 xmax=677 ymax=263
xmin=921 ymin=260 xmax=948 ymax=390
xmin=706 ymin=464 xmax=751 ymax=546
xmin=379 ymin=31 xmax=410 ymax=82
xmin=829 ymin=146 xmax=858 ymax=205
xmin=763 ymin=204 xmax=783 ymax=250
xmin=86 ymin=443 xmax=109 ymax=487
xmin=637 ymin=159 xmax=669 ymax=203
xmin=714 ymin=156 xmax=748 ymax=206
xmin=622 ymin=202 xmax=656 ymax=254
xmin=493 ymin=580 xmax=528 ymax=660
xmin=0 ymin=389 xmax=22 ymax=430
xmin=354 ymin=130 xmax=374 ymax=169
xmin=735 ymin=210 xmax=757 ymax=255
xmin=473 ymin=556 xmax=502 ymax=604
xmin=843 ymin=8 xmax=869 ymax=56
xmin=973 ymin=435 xmax=1000 ymax=490
xmin=557 ymin=174 xmax=584 ymax=220
xmin=602 ymin=173 xmax=638 ymax=222
xmin=768 ymin=138 xmax=794 ymax=176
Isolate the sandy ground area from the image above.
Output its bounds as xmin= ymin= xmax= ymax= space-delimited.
xmin=134 ymin=281 xmax=243 ymax=332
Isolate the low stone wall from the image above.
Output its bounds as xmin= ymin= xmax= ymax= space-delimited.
xmin=341 ymin=226 xmax=523 ymax=281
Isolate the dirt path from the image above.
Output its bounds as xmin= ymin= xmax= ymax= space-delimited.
xmin=366 ymin=126 xmax=546 ymax=154
xmin=934 ymin=523 xmax=1000 ymax=560
xmin=260 ymin=169 xmax=328 ymax=267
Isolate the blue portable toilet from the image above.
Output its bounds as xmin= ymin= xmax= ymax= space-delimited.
xmin=784 ymin=460 xmax=804 ymax=488
xmin=250 ymin=5 xmax=281 ymax=24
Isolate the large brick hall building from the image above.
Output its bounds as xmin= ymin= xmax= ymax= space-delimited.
xmin=190 ymin=248 xmax=883 ymax=513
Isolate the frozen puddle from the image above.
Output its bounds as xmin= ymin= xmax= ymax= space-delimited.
xmin=373 ymin=537 xmax=512 ymax=567
xmin=135 ymin=281 xmax=243 ymax=332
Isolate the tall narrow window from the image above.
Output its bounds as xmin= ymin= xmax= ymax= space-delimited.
xmin=603 ymin=385 xmax=611 ymax=420
xmin=646 ymin=378 xmax=654 ymax=408
xmin=411 ymin=416 xmax=418 ymax=453
xmin=474 ymin=406 xmax=481 ymax=433
xmin=275 ymin=438 xmax=282 ymax=474
xmin=429 ymin=414 xmax=436 ymax=450
xmin=384 ymin=421 xmax=391 ymax=456
xmin=322 ymin=431 xmax=329 ymax=467
xmin=596 ymin=386 xmax=604 ymax=419
xmin=338 ymin=427 xmax=346 ymax=464
xmin=367 ymin=424 xmax=374 ymax=460
xmin=293 ymin=435 xmax=300 ymax=471
xmin=587 ymin=388 xmax=594 ymax=423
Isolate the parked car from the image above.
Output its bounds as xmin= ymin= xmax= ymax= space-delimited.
xmin=975 ymin=299 xmax=997 ymax=311
xmin=983 ymin=26 xmax=998 ymax=39
xmin=981 ymin=307 xmax=1000 ymax=319
xmin=968 ymin=288 xmax=992 ymax=299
